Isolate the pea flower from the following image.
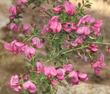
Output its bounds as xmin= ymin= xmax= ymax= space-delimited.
xmin=88 ymin=44 xmax=98 ymax=52
xmin=63 ymin=22 xmax=77 ymax=33
xmin=71 ymin=36 xmax=85 ymax=47
xmin=78 ymin=15 xmax=95 ymax=26
xmin=53 ymin=5 xmax=63 ymax=14
xmin=44 ymin=66 xmax=57 ymax=78
xmin=9 ymin=5 xmax=17 ymax=16
xmin=41 ymin=25 xmax=49 ymax=35
xmin=10 ymin=75 xmax=21 ymax=92
xmin=24 ymin=46 xmax=36 ymax=59
xmin=76 ymin=26 xmax=90 ymax=35
xmin=68 ymin=71 xmax=79 ymax=85
xmin=8 ymin=23 xmax=18 ymax=32
xmin=32 ymin=37 xmax=44 ymax=49
xmin=4 ymin=40 xmax=25 ymax=54
xmin=92 ymin=54 xmax=106 ymax=75
xmin=48 ymin=16 xmax=62 ymax=33
xmin=63 ymin=63 xmax=73 ymax=73
xmin=22 ymin=23 xmax=31 ymax=33
xmin=91 ymin=20 xmax=103 ymax=36
xmin=78 ymin=72 xmax=88 ymax=81
xmin=36 ymin=61 xmax=44 ymax=74
xmin=23 ymin=81 xmax=37 ymax=93
xmin=64 ymin=1 xmax=76 ymax=16
xmin=56 ymin=68 xmax=65 ymax=80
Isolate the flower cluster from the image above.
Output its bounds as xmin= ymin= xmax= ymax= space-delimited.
xmin=10 ymin=62 xmax=88 ymax=93
xmin=3 ymin=0 xmax=107 ymax=94
xmin=10 ymin=75 xmax=37 ymax=93
xmin=4 ymin=37 xmax=43 ymax=59
xmin=92 ymin=54 xmax=105 ymax=75
xmin=36 ymin=62 xmax=88 ymax=85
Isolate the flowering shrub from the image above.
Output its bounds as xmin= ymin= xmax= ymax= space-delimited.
xmin=3 ymin=0 xmax=108 ymax=94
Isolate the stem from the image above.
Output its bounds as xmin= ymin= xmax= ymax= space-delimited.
xmin=89 ymin=42 xmax=110 ymax=45
xmin=46 ymin=45 xmax=88 ymax=63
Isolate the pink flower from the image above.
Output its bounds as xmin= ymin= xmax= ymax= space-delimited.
xmin=51 ymin=80 xmax=58 ymax=87
xmin=91 ymin=20 xmax=103 ymax=36
xmin=56 ymin=68 xmax=65 ymax=80
xmin=68 ymin=71 xmax=79 ymax=85
xmin=16 ymin=0 xmax=28 ymax=5
xmin=4 ymin=40 xmax=25 ymax=54
xmin=63 ymin=22 xmax=77 ymax=33
xmin=32 ymin=37 xmax=44 ymax=48
xmin=53 ymin=5 xmax=63 ymax=14
xmin=44 ymin=66 xmax=57 ymax=78
xmin=36 ymin=61 xmax=44 ymax=73
xmin=71 ymin=36 xmax=85 ymax=47
xmin=63 ymin=63 xmax=73 ymax=73
xmin=24 ymin=47 xmax=36 ymax=59
xmin=76 ymin=26 xmax=90 ymax=35
xmin=10 ymin=75 xmax=21 ymax=92
xmin=22 ymin=23 xmax=31 ymax=33
xmin=41 ymin=25 xmax=49 ymax=35
xmin=64 ymin=1 xmax=76 ymax=15
xmin=48 ymin=16 xmax=62 ymax=33
xmin=9 ymin=5 xmax=17 ymax=15
xmin=8 ymin=23 xmax=18 ymax=32
xmin=78 ymin=72 xmax=88 ymax=81
xmin=78 ymin=15 xmax=95 ymax=26
xmin=92 ymin=54 xmax=106 ymax=75
xmin=23 ymin=81 xmax=37 ymax=93
xmin=88 ymin=44 xmax=98 ymax=52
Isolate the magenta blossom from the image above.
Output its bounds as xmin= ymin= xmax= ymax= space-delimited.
xmin=32 ymin=37 xmax=44 ymax=49
xmin=36 ymin=61 xmax=44 ymax=74
xmin=8 ymin=23 xmax=18 ymax=32
xmin=63 ymin=63 xmax=73 ymax=73
xmin=9 ymin=5 xmax=17 ymax=16
xmin=76 ymin=26 xmax=90 ymax=35
xmin=48 ymin=16 xmax=62 ymax=33
xmin=44 ymin=66 xmax=57 ymax=78
xmin=68 ymin=71 xmax=79 ymax=85
xmin=56 ymin=68 xmax=65 ymax=80
xmin=63 ymin=22 xmax=77 ymax=33
xmin=16 ymin=0 xmax=28 ymax=5
xmin=41 ymin=25 xmax=49 ymax=35
xmin=92 ymin=54 xmax=106 ymax=75
xmin=22 ymin=23 xmax=31 ymax=33
xmin=91 ymin=20 xmax=103 ymax=36
xmin=23 ymin=81 xmax=37 ymax=93
xmin=53 ymin=5 xmax=63 ymax=14
xmin=10 ymin=75 xmax=21 ymax=92
xmin=78 ymin=15 xmax=95 ymax=26
xmin=71 ymin=36 xmax=85 ymax=47
xmin=88 ymin=44 xmax=98 ymax=52
xmin=78 ymin=72 xmax=88 ymax=81
xmin=64 ymin=1 xmax=76 ymax=16
xmin=24 ymin=46 xmax=36 ymax=59
xmin=4 ymin=40 xmax=25 ymax=54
